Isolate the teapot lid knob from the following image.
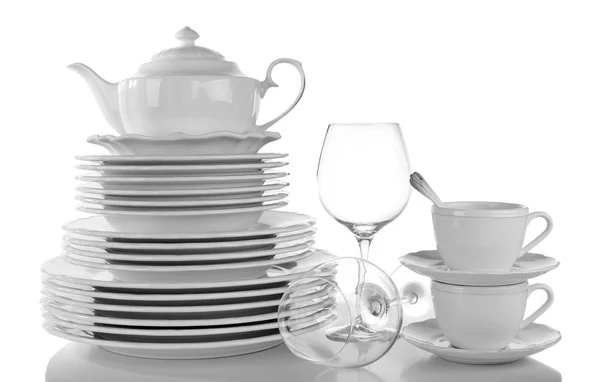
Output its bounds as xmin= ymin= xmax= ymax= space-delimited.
xmin=175 ymin=26 xmax=199 ymax=47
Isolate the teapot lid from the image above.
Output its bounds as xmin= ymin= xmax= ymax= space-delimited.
xmin=136 ymin=27 xmax=244 ymax=76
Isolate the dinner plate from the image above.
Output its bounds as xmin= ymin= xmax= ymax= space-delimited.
xmin=75 ymin=192 xmax=288 ymax=208
xmin=77 ymin=153 xmax=287 ymax=164
xmin=41 ymin=291 xmax=335 ymax=327
xmin=43 ymin=309 xmax=333 ymax=341
xmin=41 ymin=250 xmax=336 ymax=291
xmin=76 ymin=162 xmax=287 ymax=175
xmin=77 ymin=172 xmax=288 ymax=185
xmin=62 ymin=249 xmax=314 ymax=283
xmin=64 ymin=211 xmax=315 ymax=240
xmin=76 ymin=202 xmax=288 ymax=232
xmin=61 ymin=240 xmax=314 ymax=263
xmin=42 ymin=277 xmax=328 ymax=304
xmin=41 ymin=285 xmax=331 ymax=314
xmin=44 ymin=321 xmax=283 ymax=359
xmin=64 ymin=229 xmax=315 ymax=251
xmin=76 ymin=181 xmax=289 ymax=197
xmin=399 ymin=250 xmax=560 ymax=286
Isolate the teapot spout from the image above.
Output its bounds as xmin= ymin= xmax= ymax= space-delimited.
xmin=68 ymin=63 xmax=124 ymax=135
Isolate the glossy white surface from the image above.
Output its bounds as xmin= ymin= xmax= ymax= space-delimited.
xmin=41 ymin=250 xmax=336 ymax=290
xmin=46 ymin=340 xmax=562 ymax=382
xmin=76 ymin=202 xmax=288 ymax=232
xmin=400 ymin=250 xmax=559 ymax=286
xmin=76 ymin=161 xmax=287 ymax=175
xmin=69 ymin=27 xmax=305 ymax=136
xmin=62 ymin=249 xmax=314 ymax=283
xmin=432 ymin=202 xmax=553 ymax=271
xmin=403 ymin=319 xmax=561 ymax=365
xmin=87 ymin=132 xmax=280 ymax=155
xmin=76 ymin=181 xmax=288 ymax=197
xmin=75 ymin=192 xmax=288 ymax=208
xmin=64 ymin=211 xmax=314 ymax=239
xmin=77 ymin=153 xmax=286 ymax=164
xmin=62 ymin=240 xmax=315 ymax=262
xmin=432 ymin=281 xmax=554 ymax=350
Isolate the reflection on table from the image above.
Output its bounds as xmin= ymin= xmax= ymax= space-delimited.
xmin=46 ymin=339 xmax=561 ymax=382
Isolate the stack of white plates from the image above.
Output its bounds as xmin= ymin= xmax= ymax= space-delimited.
xmin=41 ymin=249 xmax=336 ymax=359
xmin=42 ymin=151 xmax=333 ymax=359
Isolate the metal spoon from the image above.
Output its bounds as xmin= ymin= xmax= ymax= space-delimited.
xmin=410 ymin=172 xmax=444 ymax=207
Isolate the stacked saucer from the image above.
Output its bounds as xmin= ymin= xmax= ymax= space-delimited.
xmin=41 ymin=27 xmax=330 ymax=359
xmin=400 ymin=202 xmax=561 ymax=364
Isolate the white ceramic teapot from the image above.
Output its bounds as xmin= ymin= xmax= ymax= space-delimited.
xmin=69 ymin=27 xmax=306 ymax=136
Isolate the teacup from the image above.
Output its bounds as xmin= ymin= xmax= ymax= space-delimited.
xmin=431 ymin=281 xmax=554 ymax=350
xmin=432 ymin=202 xmax=553 ymax=271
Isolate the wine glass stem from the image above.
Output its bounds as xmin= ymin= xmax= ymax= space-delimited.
xmin=354 ymin=238 xmax=372 ymax=329
xmin=358 ymin=238 xmax=372 ymax=260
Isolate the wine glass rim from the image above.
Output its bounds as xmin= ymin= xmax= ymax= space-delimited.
xmin=278 ymin=276 xmax=353 ymax=363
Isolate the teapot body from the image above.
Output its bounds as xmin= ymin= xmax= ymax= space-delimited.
xmin=119 ymin=75 xmax=262 ymax=136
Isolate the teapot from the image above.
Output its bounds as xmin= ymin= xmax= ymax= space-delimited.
xmin=69 ymin=27 xmax=306 ymax=136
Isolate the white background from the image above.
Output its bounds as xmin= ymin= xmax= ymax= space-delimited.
xmin=1 ymin=0 xmax=598 ymax=380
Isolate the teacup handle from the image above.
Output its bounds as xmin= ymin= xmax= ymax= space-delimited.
xmin=256 ymin=58 xmax=306 ymax=132
xmin=519 ymin=211 xmax=553 ymax=257
xmin=521 ymin=283 xmax=554 ymax=329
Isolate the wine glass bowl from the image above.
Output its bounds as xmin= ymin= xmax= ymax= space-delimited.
xmin=278 ymin=257 xmax=403 ymax=368
xmin=317 ymin=123 xmax=411 ymax=259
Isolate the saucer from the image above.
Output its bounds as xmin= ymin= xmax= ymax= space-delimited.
xmin=77 ymin=153 xmax=287 ymax=164
xmin=399 ymin=250 xmax=559 ymax=286
xmin=402 ymin=319 xmax=561 ymax=365
xmin=76 ymin=161 xmax=287 ymax=175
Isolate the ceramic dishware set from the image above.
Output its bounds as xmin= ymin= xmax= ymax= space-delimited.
xmin=40 ymin=27 xmax=338 ymax=360
xmin=401 ymin=181 xmax=561 ymax=364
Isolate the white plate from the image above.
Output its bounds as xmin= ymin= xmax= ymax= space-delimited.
xmin=42 ymin=276 xmax=327 ymax=303
xmin=41 ymin=250 xmax=336 ymax=291
xmin=402 ymin=319 xmax=561 ymax=365
xmin=75 ymin=192 xmax=288 ymax=208
xmin=64 ymin=211 xmax=315 ymax=240
xmin=77 ymin=181 xmax=289 ymax=197
xmin=77 ymin=172 xmax=288 ymax=184
xmin=44 ymin=321 xmax=283 ymax=359
xmin=399 ymin=250 xmax=560 ymax=286
xmin=62 ymin=240 xmax=315 ymax=263
xmin=87 ymin=132 xmax=281 ymax=156
xmin=76 ymin=202 xmax=288 ymax=232
xmin=76 ymin=161 xmax=288 ymax=175
xmin=41 ymin=284 xmax=331 ymax=313
xmin=77 ymin=153 xmax=287 ymax=164
xmin=41 ymin=291 xmax=334 ymax=327
xmin=43 ymin=309 xmax=332 ymax=338
xmin=62 ymin=249 xmax=314 ymax=283
xmin=64 ymin=229 xmax=315 ymax=251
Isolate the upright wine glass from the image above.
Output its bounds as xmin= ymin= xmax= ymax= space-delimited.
xmin=317 ymin=123 xmax=411 ymax=260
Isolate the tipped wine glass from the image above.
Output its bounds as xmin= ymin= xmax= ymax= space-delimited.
xmin=317 ymin=123 xmax=411 ymax=260
xmin=277 ymin=257 xmax=432 ymax=368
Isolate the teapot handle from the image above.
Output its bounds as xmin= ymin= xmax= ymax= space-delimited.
xmin=256 ymin=58 xmax=306 ymax=132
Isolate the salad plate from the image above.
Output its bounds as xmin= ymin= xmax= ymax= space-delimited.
xmin=61 ymin=240 xmax=315 ymax=263
xmin=76 ymin=202 xmax=288 ymax=232
xmin=76 ymin=181 xmax=288 ymax=197
xmin=63 ymin=211 xmax=314 ymax=240
xmin=76 ymin=153 xmax=287 ymax=164
xmin=399 ymin=250 xmax=560 ymax=286
xmin=402 ymin=319 xmax=561 ymax=365
xmin=77 ymin=172 xmax=288 ymax=186
xmin=86 ymin=132 xmax=281 ymax=156
xmin=41 ymin=250 xmax=336 ymax=292
xmin=64 ymin=229 xmax=314 ymax=252
xmin=62 ymin=249 xmax=314 ymax=283
xmin=76 ymin=161 xmax=287 ymax=175
xmin=75 ymin=192 xmax=287 ymax=208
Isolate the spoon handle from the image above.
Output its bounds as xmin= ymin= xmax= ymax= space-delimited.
xmin=410 ymin=175 xmax=443 ymax=207
xmin=412 ymin=172 xmax=443 ymax=204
